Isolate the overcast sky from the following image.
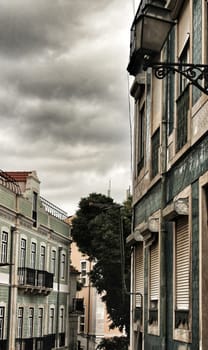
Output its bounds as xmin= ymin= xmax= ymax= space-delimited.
xmin=0 ymin=0 xmax=136 ymax=215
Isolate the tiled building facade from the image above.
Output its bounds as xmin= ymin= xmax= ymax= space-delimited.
xmin=127 ymin=0 xmax=208 ymax=349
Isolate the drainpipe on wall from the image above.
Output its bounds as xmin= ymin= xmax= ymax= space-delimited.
xmin=56 ymin=246 xmax=62 ymax=348
xmin=6 ymin=225 xmax=15 ymax=350
xmin=86 ymin=260 xmax=92 ymax=350
xmin=160 ymin=46 xmax=169 ymax=350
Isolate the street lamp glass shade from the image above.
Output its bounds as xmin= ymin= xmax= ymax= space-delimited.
xmin=135 ymin=5 xmax=175 ymax=57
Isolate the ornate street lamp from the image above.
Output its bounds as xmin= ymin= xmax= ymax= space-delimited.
xmin=127 ymin=3 xmax=208 ymax=95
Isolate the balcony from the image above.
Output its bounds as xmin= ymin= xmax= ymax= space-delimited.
xmin=18 ymin=267 xmax=53 ymax=295
xmin=15 ymin=334 xmax=55 ymax=350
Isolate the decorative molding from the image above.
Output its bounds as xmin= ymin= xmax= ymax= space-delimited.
xmin=163 ymin=197 xmax=189 ymax=221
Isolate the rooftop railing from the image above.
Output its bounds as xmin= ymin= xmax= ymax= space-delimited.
xmin=40 ymin=196 xmax=68 ymax=220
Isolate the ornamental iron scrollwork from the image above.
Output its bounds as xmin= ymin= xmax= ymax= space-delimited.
xmin=144 ymin=61 xmax=208 ymax=95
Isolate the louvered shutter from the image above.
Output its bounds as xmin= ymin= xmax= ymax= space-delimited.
xmin=135 ymin=244 xmax=143 ymax=307
xmin=150 ymin=240 xmax=159 ymax=301
xmin=175 ymin=216 xmax=190 ymax=310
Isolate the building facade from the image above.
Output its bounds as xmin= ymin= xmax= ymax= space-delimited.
xmin=0 ymin=170 xmax=74 ymax=350
xmin=127 ymin=0 xmax=208 ymax=349
xmin=71 ymin=242 xmax=123 ymax=350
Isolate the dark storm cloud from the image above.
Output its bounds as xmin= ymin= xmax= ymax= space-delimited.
xmin=0 ymin=0 xmax=133 ymax=214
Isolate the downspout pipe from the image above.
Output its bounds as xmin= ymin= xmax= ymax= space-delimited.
xmin=56 ymin=246 xmax=62 ymax=348
xmin=160 ymin=43 xmax=169 ymax=350
xmin=6 ymin=225 xmax=15 ymax=350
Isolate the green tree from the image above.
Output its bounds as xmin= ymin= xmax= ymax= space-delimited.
xmin=72 ymin=193 xmax=132 ymax=336
xmin=96 ymin=336 xmax=129 ymax=350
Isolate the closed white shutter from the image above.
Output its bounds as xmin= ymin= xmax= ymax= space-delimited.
xmin=175 ymin=216 xmax=190 ymax=310
xmin=135 ymin=244 xmax=143 ymax=307
xmin=150 ymin=239 xmax=159 ymax=301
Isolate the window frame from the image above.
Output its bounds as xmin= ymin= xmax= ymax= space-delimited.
xmin=148 ymin=233 xmax=160 ymax=336
xmin=0 ymin=306 xmax=5 ymax=340
xmin=17 ymin=307 xmax=24 ymax=339
xmin=1 ymin=231 xmax=8 ymax=264
xmin=28 ymin=307 xmax=34 ymax=338
xmin=173 ymin=214 xmax=192 ymax=343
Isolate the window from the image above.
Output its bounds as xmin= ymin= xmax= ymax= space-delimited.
xmin=17 ymin=307 xmax=24 ymax=339
xmin=135 ymin=244 xmax=144 ymax=324
xmin=31 ymin=242 xmax=36 ymax=269
xmin=28 ymin=308 xmax=34 ymax=337
xmin=40 ymin=245 xmax=45 ymax=271
xmin=49 ymin=308 xmax=55 ymax=334
xmin=137 ymin=104 xmax=145 ymax=175
xmin=149 ymin=236 xmax=159 ymax=328
xmin=32 ymin=192 xmax=38 ymax=227
xmin=79 ymin=315 xmax=85 ymax=333
xmin=0 ymin=307 xmax=5 ymax=339
xmin=175 ymin=216 xmax=190 ymax=330
xmin=60 ymin=308 xmax=64 ymax=333
xmin=38 ymin=308 xmax=43 ymax=337
xmin=20 ymin=239 xmax=26 ymax=268
xmin=1 ymin=232 xmax=8 ymax=264
xmin=61 ymin=253 xmax=66 ymax=279
xmin=81 ymin=261 xmax=87 ymax=285
xmin=51 ymin=250 xmax=56 ymax=275
xmin=151 ymin=128 xmax=160 ymax=178
xmin=176 ymin=43 xmax=190 ymax=151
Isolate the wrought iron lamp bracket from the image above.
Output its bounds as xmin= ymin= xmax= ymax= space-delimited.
xmin=144 ymin=61 xmax=208 ymax=95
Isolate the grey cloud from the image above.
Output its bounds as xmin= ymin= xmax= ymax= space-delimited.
xmin=0 ymin=0 xmax=133 ymax=214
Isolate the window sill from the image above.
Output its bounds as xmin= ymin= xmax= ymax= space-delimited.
xmin=173 ymin=328 xmax=192 ymax=343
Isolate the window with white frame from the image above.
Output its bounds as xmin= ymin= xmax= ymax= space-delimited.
xmin=60 ymin=307 xmax=64 ymax=333
xmin=49 ymin=308 xmax=55 ymax=334
xmin=174 ymin=216 xmax=190 ymax=330
xmin=51 ymin=249 xmax=56 ymax=275
xmin=176 ymin=42 xmax=190 ymax=152
xmin=61 ymin=253 xmax=66 ymax=279
xmin=38 ymin=308 xmax=43 ymax=337
xmin=135 ymin=243 xmax=144 ymax=325
xmin=40 ymin=245 xmax=45 ymax=271
xmin=32 ymin=191 xmax=38 ymax=227
xmin=137 ymin=103 xmax=145 ymax=176
xmin=1 ymin=232 xmax=8 ymax=264
xmin=0 ymin=307 xmax=5 ymax=339
xmin=151 ymin=128 xmax=160 ymax=179
xmin=149 ymin=235 xmax=159 ymax=327
xmin=17 ymin=307 xmax=24 ymax=339
xmin=28 ymin=308 xmax=34 ymax=337
xmin=20 ymin=239 xmax=26 ymax=268
xmin=79 ymin=315 xmax=85 ymax=333
xmin=31 ymin=242 xmax=36 ymax=269
xmin=81 ymin=260 xmax=87 ymax=285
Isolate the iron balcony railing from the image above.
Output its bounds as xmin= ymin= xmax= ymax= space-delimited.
xmin=18 ymin=267 xmax=53 ymax=290
xmin=15 ymin=334 xmax=56 ymax=350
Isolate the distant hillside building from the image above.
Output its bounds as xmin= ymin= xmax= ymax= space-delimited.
xmin=0 ymin=170 xmax=76 ymax=350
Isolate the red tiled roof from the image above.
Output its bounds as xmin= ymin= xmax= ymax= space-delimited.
xmin=5 ymin=171 xmax=32 ymax=182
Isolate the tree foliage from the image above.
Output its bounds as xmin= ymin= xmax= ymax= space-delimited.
xmin=72 ymin=193 xmax=132 ymax=336
xmin=96 ymin=336 xmax=129 ymax=350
